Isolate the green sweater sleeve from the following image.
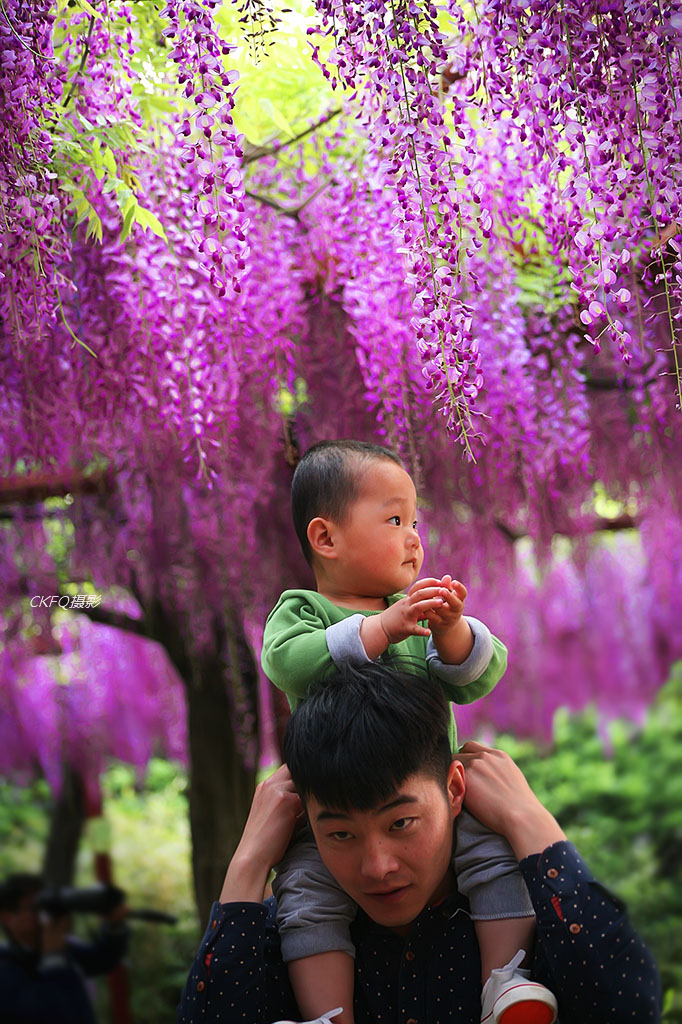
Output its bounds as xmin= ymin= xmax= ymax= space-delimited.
xmin=430 ymin=633 xmax=508 ymax=705
xmin=262 ymin=591 xmax=507 ymax=721
xmin=261 ymin=591 xmax=343 ymax=707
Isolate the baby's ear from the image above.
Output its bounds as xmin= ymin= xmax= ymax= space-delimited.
xmin=307 ymin=517 xmax=336 ymax=559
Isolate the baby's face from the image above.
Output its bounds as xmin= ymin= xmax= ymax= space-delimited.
xmin=331 ymin=460 xmax=424 ymax=599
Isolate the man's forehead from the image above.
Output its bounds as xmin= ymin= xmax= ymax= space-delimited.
xmin=308 ymin=773 xmax=439 ymax=822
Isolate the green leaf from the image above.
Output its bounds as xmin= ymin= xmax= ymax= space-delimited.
xmin=73 ymin=0 xmax=104 ymax=20
xmin=134 ymin=204 xmax=167 ymax=240
xmin=258 ymin=97 xmax=296 ymax=139
xmin=86 ymin=210 xmax=103 ymax=244
xmin=73 ymin=192 xmax=91 ymax=226
xmin=120 ymin=194 xmax=136 ymax=217
xmin=102 ymin=146 xmax=117 ymax=177
xmin=141 ymin=93 xmax=176 ymax=114
xmin=119 ymin=201 xmax=138 ymax=244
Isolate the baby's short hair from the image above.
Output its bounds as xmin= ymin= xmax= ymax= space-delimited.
xmin=291 ymin=439 xmax=403 ymax=565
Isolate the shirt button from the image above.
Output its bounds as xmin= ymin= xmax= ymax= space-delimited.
xmin=196 ymin=981 xmax=206 ymax=992
xmin=569 ymin=922 xmax=582 ymax=934
xmin=547 ymin=868 xmax=559 ymax=879
xmin=405 ymin=950 xmax=416 ymax=961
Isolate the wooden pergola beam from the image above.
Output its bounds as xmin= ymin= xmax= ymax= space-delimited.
xmin=0 ymin=468 xmax=114 ymax=508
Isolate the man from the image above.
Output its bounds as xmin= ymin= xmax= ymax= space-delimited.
xmin=177 ymin=663 xmax=661 ymax=1023
xmin=0 ymin=873 xmax=129 ymax=1024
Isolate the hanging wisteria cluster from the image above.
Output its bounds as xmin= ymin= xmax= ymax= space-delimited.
xmin=1 ymin=0 xmax=682 ymax=787
xmin=163 ymin=0 xmax=250 ymax=298
xmin=0 ymin=614 xmax=186 ymax=803
xmin=308 ymin=0 xmax=682 ymax=454
xmin=0 ymin=1 xmax=69 ymax=348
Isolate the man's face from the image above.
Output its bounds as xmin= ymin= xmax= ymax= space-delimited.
xmin=329 ymin=460 xmax=424 ymax=600
xmin=307 ymin=762 xmax=465 ymax=933
xmin=0 ymin=893 xmax=41 ymax=949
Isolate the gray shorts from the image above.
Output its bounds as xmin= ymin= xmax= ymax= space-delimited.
xmin=272 ymin=809 xmax=534 ymax=962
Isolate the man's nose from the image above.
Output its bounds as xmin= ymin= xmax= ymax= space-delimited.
xmin=360 ymin=839 xmax=400 ymax=880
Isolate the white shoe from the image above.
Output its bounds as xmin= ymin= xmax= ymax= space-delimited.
xmin=273 ymin=1008 xmax=344 ymax=1024
xmin=480 ymin=950 xmax=558 ymax=1024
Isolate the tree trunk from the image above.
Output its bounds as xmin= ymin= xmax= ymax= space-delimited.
xmin=186 ymin=664 xmax=256 ymax=926
xmin=64 ymin=588 xmax=259 ymax=928
xmin=42 ymin=762 xmax=85 ymax=886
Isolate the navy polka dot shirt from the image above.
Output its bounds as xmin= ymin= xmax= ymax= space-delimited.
xmin=177 ymin=841 xmax=660 ymax=1023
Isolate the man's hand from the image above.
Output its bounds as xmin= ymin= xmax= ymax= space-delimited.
xmin=40 ymin=912 xmax=70 ymax=956
xmin=104 ymin=901 xmax=129 ymax=927
xmin=456 ymin=741 xmax=566 ymax=861
xmin=220 ymin=765 xmax=303 ymax=904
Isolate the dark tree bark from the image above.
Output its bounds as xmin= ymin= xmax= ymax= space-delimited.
xmin=66 ymin=588 xmax=258 ymax=927
xmin=42 ymin=763 xmax=86 ymax=886
xmin=9 ymin=472 xmax=259 ymax=928
xmin=186 ymin=661 xmax=256 ymax=925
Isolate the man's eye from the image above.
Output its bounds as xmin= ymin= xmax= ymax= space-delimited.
xmin=329 ymin=831 xmax=353 ymax=842
xmin=388 ymin=515 xmax=401 ymax=526
xmin=390 ymin=817 xmax=415 ymax=832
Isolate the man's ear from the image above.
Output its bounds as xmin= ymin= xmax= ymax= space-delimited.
xmin=446 ymin=759 xmax=466 ymax=818
xmin=307 ymin=517 xmax=337 ymax=560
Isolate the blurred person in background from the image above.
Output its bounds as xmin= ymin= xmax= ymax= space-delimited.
xmin=0 ymin=872 xmax=129 ymax=1024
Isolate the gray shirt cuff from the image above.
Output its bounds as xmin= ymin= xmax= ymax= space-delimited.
xmin=326 ymin=615 xmax=372 ymax=667
xmin=426 ymin=616 xmax=493 ymax=684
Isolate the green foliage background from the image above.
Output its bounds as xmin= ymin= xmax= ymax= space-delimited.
xmin=2 ymin=665 xmax=681 ymax=1021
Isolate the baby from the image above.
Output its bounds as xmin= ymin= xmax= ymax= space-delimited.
xmin=262 ymin=439 xmax=557 ymax=1024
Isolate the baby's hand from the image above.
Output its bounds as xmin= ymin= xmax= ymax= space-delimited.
xmin=425 ymin=574 xmax=467 ymax=635
xmin=378 ymin=578 xmax=450 ymax=644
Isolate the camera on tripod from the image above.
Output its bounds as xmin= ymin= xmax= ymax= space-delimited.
xmin=37 ymin=883 xmax=125 ymax=917
xmin=37 ymin=883 xmax=176 ymax=924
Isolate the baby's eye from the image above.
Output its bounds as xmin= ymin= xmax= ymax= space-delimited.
xmin=412 ymin=521 xmax=419 ymax=531
xmin=388 ymin=515 xmax=401 ymax=526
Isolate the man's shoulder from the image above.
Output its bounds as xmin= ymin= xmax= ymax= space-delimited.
xmin=218 ymin=896 xmax=280 ymax=931
xmin=0 ymin=941 xmax=38 ymax=980
xmin=0 ymin=942 xmax=25 ymax=961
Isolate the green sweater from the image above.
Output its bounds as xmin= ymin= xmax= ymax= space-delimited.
xmin=261 ymin=589 xmax=507 ymax=751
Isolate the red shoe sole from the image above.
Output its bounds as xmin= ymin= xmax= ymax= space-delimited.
xmin=499 ymin=1003 xmax=556 ymax=1024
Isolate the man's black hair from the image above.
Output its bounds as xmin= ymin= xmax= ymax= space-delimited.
xmin=283 ymin=661 xmax=453 ymax=811
xmin=0 ymin=873 xmax=42 ymax=912
xmin=291 ymin=439 xmax=404 ymax=566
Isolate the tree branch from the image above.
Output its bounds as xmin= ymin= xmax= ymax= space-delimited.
xmin=244 ymin=188 xmax=300 ymax=217
xmin=494 ymin=512 xmax=638 ymax=543
xmin=69 ymin=602 xmax=150 ymax=638
xmin=242 ymin=107 xmax=342 ymax=165
xmin=62 ymin=14 xmax=96 ymax=109
xmin=0 ymin=468 xmax=114 ymax=507
xmin=245 ymin=176 xmax=335 ymax=218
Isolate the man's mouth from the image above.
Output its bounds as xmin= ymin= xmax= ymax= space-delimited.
xmin=365 ymin=884 xmax=411 ymax=903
